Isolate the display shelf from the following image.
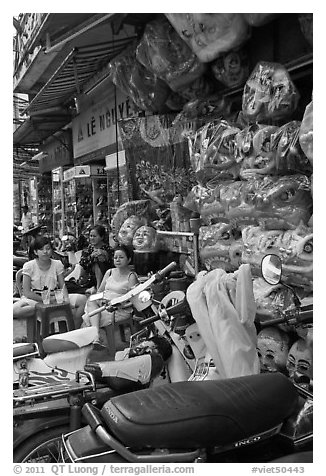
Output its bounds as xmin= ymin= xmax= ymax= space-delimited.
xmin=92 ymin=176 xmax=108 ymax=226
xmin=37 ymin=175 xmax=52 ymax=231
xmin=52 ymin=167 xmax=64 ymax=239
xmin=63 ymin=176 xmax=93 ymax=237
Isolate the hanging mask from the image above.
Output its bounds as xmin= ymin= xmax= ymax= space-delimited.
xmin=132 ymin=225 xmax=159 ymax=252
xmin=118 ymin=215 xmax=147 ymax=246
xmin=286 ymin=338 xmax=313 ymax=388
xmin=257 ymin=326 xmax=291 ymax=374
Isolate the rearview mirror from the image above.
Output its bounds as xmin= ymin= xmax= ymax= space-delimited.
xmin=261 ymin=254 xmax=282 ymax=285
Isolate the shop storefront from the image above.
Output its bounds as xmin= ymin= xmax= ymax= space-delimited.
xmin=13 ymin=13 xmax=313 ymax=464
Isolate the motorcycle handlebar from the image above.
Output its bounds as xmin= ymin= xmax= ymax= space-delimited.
xmin=155 ymin=262 xmax=177 ymax=280
xmin=86 ymin=262 xmax=177 ymax=319
xmin=138 ymin=314 xmax=161 ymax=327
xmin=260 ymin=305 xmax=313 ymax=328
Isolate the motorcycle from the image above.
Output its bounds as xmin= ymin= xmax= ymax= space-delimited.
xmin=13 ymin=262 xmax=180 ymax=462
xmin=60 ymin=254 xmax=312 ymax=464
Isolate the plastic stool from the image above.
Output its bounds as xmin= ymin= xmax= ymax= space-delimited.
xmin=35 ymin=302 xmax=75 ymax=342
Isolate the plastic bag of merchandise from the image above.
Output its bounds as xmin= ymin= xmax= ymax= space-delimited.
xmin=299 ymin=101 xmax=313 ymax=164
xmin=228 ymin=174 xmax=312 ymax=230
xmin=211 ymin=47 xmax=249 ymax=89
xmin=109 ymin=46 xmax=170 ymax=113
xmin=242 ymin=13 xmax=278 ymax=26
xmin=225 ymin=177 xmax=262 ymax=227
xmin=241 ymin=223 xmax=313 ymax=291
xmin=165 ymin=91 xmax=188 ymax=111
xmin=176 ymin=74 xmax=217 ymax=102
xmin=253 ymin=277 xmax=311 ymax=334
xmin=272 ymin=121 xmax=312 ymax=175
xmin=199 ymin=222 xmax=243 ymax=272
xmin=183 ymin=181 xmax=227 ymax=224
xmin=187 ymin=264 xmax=259 ymax=378
xmin=188 ymin=119 xmax=242 ymax=185
xmin=238 ymin=124 xmax=278 ymax=179
xmin=183 ymin=184 xmax=211 ymax=213
xmin=242 ymin=61 xmax=299 ymax=123
xmin=172 ymin=95 xmax=232 ymax=127
xmin=136 ymin=16 xmax=206 ymax=92
xmin=298 ymin=13 xmax=313 ymax=46
xmin=253 ymin=277 xmax=297 ymax=324
xmin=165 ymin=13 xmax=250 ymax=63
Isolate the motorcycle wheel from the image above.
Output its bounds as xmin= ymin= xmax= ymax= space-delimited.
xmin=13 ymin=425 xmax=69 ymax=463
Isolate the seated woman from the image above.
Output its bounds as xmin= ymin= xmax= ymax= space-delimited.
xmin=79 ymin=225 xmax=113 ymax=293
xmin=13 ymin=236 xmax=87 ymax=328
xmin=83 ymin=244 xmax=139 ymax=350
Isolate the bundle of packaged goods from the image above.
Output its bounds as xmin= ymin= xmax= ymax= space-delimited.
xmin=108 ymin=15 xmax=313 ymax=397
xmin=182 ymin=59 xmax=313 ymax=387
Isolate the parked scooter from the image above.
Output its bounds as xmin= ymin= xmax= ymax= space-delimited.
xmin=13 ymin=335 xmax=172 ymax=463
xmin=60 ymin=254 xmax=313 ymax=464
xmin=13 ymin=263 xmax=178 ymax=462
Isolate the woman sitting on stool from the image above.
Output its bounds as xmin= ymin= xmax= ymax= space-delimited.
xmin=13 ymin=236 xmax=87 ymax=328
xmin=83 ymin=244 xmax=138 ymax=351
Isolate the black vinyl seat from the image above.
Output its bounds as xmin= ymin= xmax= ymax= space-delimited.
xmin=101 ymin=372 xmax=297 ymax=449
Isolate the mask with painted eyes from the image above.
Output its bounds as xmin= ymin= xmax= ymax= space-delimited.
xmin=257 ymin=326 xmax=291 ymax=374
xmin=118 ymin=216 xmax=146 ymax=246
xmin=286 ymin=338 xmax=313 ymax=385
xmin=132 ymin=225 xmax=158 ymax=252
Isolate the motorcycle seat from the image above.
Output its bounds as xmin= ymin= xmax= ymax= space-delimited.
xmin=42 ymin=326 xmax=98 ymax=354
xmin=101 ymin=372 xmax=298 ymax=449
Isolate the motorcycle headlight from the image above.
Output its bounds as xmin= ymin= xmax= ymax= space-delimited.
xmin=138 ymin=290 xmax=152 ymax=303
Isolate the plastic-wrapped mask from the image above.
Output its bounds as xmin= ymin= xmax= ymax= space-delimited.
xmin=132 ymin=225 xmax=158 ymax=252
xmin=286 ymin=338 xmax=313 ymax=385
xmin=118 ymin=216 xmax=146 ymax=246
xmin=257 ymin=327 xmax=291 ymax=373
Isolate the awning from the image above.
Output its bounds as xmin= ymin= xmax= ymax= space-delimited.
xmin=13 ymin=114 xmax=70 ymax=147
xmin=25 ymin=37 xmax=136 ymax=115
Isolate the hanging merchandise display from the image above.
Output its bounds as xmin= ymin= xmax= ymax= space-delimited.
xmin=241 ymin=224 xmax=313 ymax=292
xmin=136 ymin=16 xmax=206 ymax=92
xmin=210 ymin=47 xmax=249 ymax=89
xmin=99 ymin=13 xmax=313 ymax=394
xmin=198 ymin=222 xmax=242 ymax=272
xmin=108 ymin=44 xmax=171 ymax=113
xmin=298 ymin=13 xmax=313 ymax=46
xmin=242 ymin=13 xmax=278 ymax=27
xmin=164 ymin=13 xmax=250 ymax=63
xmin=118 ymin=114 xmax=197 ymax=205
xmin=299 ymin=100 xmax=313 ymax=164
xmin=242 ymin=61 xmax=300 ymax=123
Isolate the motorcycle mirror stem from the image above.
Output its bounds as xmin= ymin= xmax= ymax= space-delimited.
xmin=261 ymin=254 xmax=301 ymax=308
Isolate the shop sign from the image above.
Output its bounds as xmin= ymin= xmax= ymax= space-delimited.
xmin=72 ymin=89 xmax=136 ymax=159
xmin=39 ymin=130 xmax=73 ymax=173
xmin=63 ymin=165 xmax=106 ymax=181
xmin=63 ymin=166 xmax=90 ymax=181
xmin=105 ymin=151 xmax=126 ymax=170
xmin=90 ymin=165 xmax=106 ymax=176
